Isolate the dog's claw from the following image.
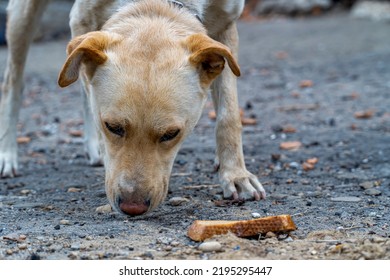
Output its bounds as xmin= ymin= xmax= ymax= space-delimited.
xmin=0 ymin=151 xmax=19 ymax=178
xmin=221 ymin=169 xmax=266 ymax=201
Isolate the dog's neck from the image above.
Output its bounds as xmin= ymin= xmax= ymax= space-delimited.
xmin=102 ymin=0 xmax=206 ymax=37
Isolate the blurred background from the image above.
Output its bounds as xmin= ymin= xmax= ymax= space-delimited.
xmin=1 ymin=0 xmax=390 ymax=45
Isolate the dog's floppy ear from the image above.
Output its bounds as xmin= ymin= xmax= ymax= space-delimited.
xmin=58 ymin=31 xmax=115 ymax=87
xmin=185 ymin=33 xmax=240 ymax=85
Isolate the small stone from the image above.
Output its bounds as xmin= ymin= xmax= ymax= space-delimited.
xmin=18 ymin=243 xmax=27 ymax=250
xmin=71 ymin=244 xmax=80 ymax=250
xmin=265 ymin=232 xmax=277 ymax=239
xmin=68 ymin=252 xmax=79 ymax=259
xmin=289 ymin=162 xmax=300 ymax=169
xmin=168 ymin=197 xmax=189 ymax=206
xmin=3 ymin=233 xmax=20 ymax=242
xmin=54 ymin=225 xmax=61 ymax=230
xmin=251 ymin=212 xmax=261 ymax=218
xmin=199 ymin=241 xmax=222 ymax=252
xmin=286 ymin=178 xmax=294 ymax=184
xmin=19 ymin=234 xmax=27 ymax=241
xmin=86 ymin=236 xmax=93 ymax=241
xmin=170 ymin=241 xmax=180 ymax=247
xmin=360 ymin=181 xmax=374 ymax=189
xmin=365 ymin=189 xmax=381 ymax=196
xmin=6 ymin=249 xmax=13 ymax=255
xmin=156 ymin=237 xmax=172 ymax=245
xmin=60 ymin=219 xmax=70 ymax=225
xmin=280 ymin=141 xmax=302 ymax=151
xmin=331 ymin=196 xmax=361 ymax=202
xmin=20 ymin=189 xmax=31 ymax=195
xmin=67 ymin=187 xmax=81 ymax=193
xmin=95 ymin=204 xmax=112 ymax=214
xmin=284 ymin=236 xmax=294 ymax=242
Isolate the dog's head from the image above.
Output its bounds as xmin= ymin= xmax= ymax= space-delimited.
xmin=58 ymin=30 xmax=240 ymax=216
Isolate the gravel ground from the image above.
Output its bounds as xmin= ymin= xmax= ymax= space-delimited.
xmin=0 ymin=13 xmax=389 ymax=260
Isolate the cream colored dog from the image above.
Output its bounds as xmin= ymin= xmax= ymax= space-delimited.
xmin=0 ymin=0 xmax=265 ymax=215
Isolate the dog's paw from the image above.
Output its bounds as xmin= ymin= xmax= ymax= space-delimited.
xmin=220 ymin=169 xmax=266 ymax=201
xmin=0 ymin=148 xmax=18 ymax=178
xmin=84 ymin=138 xmax=103 ymax=166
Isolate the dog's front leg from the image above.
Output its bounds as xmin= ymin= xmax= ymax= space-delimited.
xmin=0 ymin=0 xmax=49 ymax=177
xmin=211 ymin=23 xmax=266 ymax=200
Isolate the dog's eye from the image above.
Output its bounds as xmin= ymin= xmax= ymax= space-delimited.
xmin=160 ymin=129 xmax=180 ymax=143
xmin=105 ymin=122 xmax=125 ymax=137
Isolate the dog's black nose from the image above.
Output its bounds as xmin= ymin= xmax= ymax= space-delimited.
xmin=118 ymin=197 xmax=150 ymax=216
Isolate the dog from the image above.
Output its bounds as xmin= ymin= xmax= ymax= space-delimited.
xmin=0 ymin=0 xmax=265 ymax=216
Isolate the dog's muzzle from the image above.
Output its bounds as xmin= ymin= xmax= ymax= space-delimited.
xmin=117 ymin=196 xmax=151 ymax=216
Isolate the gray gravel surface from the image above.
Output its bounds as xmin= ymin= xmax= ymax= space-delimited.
xmin=0 ymin=13 xmax=389 ymax=260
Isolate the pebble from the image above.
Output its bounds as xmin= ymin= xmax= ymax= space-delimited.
xmin=6 ymin=249 xmax=13 ymax=255
xmin=71 ymin=244 xmax=80 ymax=250
xmin=251 ymin=212 xmax=261 ymax=218
xmin=19 ymin=234 xmax=27 ymax=241
xmin=60 ymin=219 xmax=70 ymax=225
xmin=271 ymin=194 xmax=288 ymax=200
xmin=67 ymin=187 xmax=81 ymax=193
xmin=170 ymin=241 xmax=180 ymax=247
xmin=18 ymin=243 xmax=27 ymax=250
xmin=199 ymin=241 xmax=222 ymax=252
xmin=68 ymin=252 xmax=79 ymax=259
xmin=360 ymin=181 xmax=374 ymax=189
xmin=95 ymin=204 xmax=112 ymax=214
xmin=168 ymin=197 xmax=189 ymax=206
xmin=54 ymin=225 xmax=61 ymax=230
xmin=265 ymin=232 xmax=277 ymax=239
xmin=330 ymin=196 xmax=361 ymax=202
xmin=365 ymin=189 xmax=381 ymax=196
xmin=20 ymin=189 xmax=31 ymax=195
xmin=289 ymin=162 xmax=300 ymax=169
xmin=284 ymin=236 xmax=294 ymax=242
xmin=156 ymin=237 xmax=173 ymax=245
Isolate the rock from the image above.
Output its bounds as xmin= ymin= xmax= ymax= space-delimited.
xmin=271 ymin=193 xmax=288 ymax=200
xmin=18 ymin=243 xmax=28 ymax=250
xmin=365 ymin=189 xmax=382 ymax=196
xmin=20 ymin=189 xmax=31 ymax=195
xmin=60 ymin=219 xmax=70 ymax=225
xmin=54 ymin=225 xmax=61 ymax=230
xmin=67 ymin=187 xmax=81 ymax=193
xmin=3 ymin=232 xmax=21 ymax=242
xmin=284 ymin=236 xmax=294 ymax=242
xmin=156 ymin=237 xmax=173 ymax=245
xmin=351 ymin=1 xmax=390 ymax=22
xmin=265 ymin=232 xmax=277 ymax=239
xmin=199 ymin=241 xmax=222 ymax=252
xmin=330 ymin=196 xmax=361 ymax=202
xmin=256 ymin=0 xmax=331 ymax=15
xmin=289 ymin=162 xmax=300 ymax=169
xmin=68 ymin=252 xmax=79 ymax=260
xmin=251 ymin=212 xmax=261 ymax=218
xmin=71 ymin=244 xmax=80 ymax=250
xmin=19 ymin=234 xmax=27 ymax=241
xmin=95 ymin=204 xmax=112 ymax=214
xmin=168 ymin=197 xmax=189 ymax=206
xmin=360 ymin=181 xmax=374 ymax=189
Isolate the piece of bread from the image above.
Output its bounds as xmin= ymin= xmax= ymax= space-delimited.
xmin=187 ymin=214 xmax=296 ymax=241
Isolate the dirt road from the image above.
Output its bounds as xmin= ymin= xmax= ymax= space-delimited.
xmin=1 ymin=13 xmax=389 ymax=260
